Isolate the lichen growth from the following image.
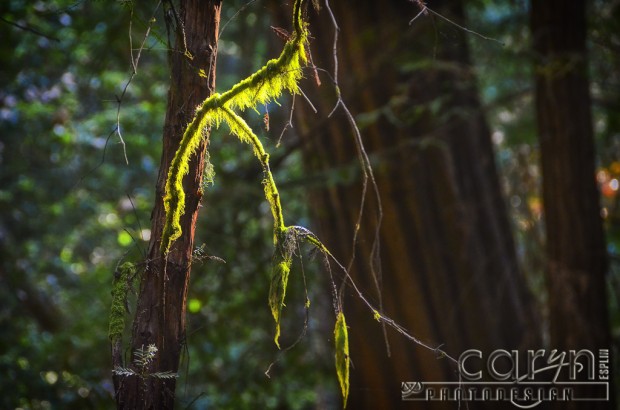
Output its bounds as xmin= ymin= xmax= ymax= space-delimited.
xmin=373 ymin=309 xmax=381 ymax=322
xmin=201 ymin=144 xmax=215 ymax=192
xmin=109 ymin=262 xmax=135 ymax=343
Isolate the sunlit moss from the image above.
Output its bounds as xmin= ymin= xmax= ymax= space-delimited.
xmin=161 ymin=1 xmax=307 ymax=254
xmin=334 ymin=312 xmax=350 ymax=408
xmin=269 ymin=246 xmax=292 ymax=348
xmin=159 ymin=0 xmax=351 ymax=406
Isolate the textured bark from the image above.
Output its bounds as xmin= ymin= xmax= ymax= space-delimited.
xmin=113 ymin=1 xmax=221 ymax=408
xmin=532 ymin=1 xmax=614 ymax=409
xmin=289 ymin=1 xmax=539 ymax=408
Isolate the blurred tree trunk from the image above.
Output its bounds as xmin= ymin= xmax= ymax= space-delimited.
xmin=280 ymin=1 xmax=540 ymax=408
xmin=113 ymin=1 xmax=221 ymax=408
xmin=532 ymin=1 xmax=614 ymax=409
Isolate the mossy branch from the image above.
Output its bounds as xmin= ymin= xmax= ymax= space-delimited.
xmin=159 ymin=0 xmax=351 ymax=407
xmin=219 ymin=106 xmax=286 ymax=238
xmin=161 ymin=3 xmax=307 ymax=254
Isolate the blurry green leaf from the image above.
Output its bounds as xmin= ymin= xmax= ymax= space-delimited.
xmin=117 ymin=231 xmax=132 ymax=247
xmin=188 ymin=298 xmax=202 ymax=313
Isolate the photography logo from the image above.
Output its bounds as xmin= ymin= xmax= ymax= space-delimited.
xmin=402 ymin=348 xmax=611 ymax=408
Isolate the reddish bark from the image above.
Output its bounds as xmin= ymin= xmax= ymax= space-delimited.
xmin=532 ymin=0 xmax=614 ymax=408
xmin=113 ymin=1 xmax=221 ymax=408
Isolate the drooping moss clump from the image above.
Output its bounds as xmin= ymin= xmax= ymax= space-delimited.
xmin=108 ymin=262 xmax=135 ymax=343
xmin=268 ymin=230 xmax=293 ymax=349
xmin=334 ymin=311 xmax=350 ymax=408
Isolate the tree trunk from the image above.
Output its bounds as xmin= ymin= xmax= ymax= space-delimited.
xmin=113 ymin=1 xmax=221 ymax=408
xmin=293 ymin=1 xmax=539 ymax=408
xmin=532 ymin=1 xmax=614 ymax=409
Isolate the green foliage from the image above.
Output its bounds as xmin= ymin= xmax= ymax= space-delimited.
xmin=0 ymin=0 xmax=167 ymax=407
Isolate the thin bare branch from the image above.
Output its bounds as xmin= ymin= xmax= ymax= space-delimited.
xmin=218 ymin=0 xmax=258 ymax=39
xmin=323 ymin=0 xmax=387 ymax=354
xmin=277 ymin=94 xmax=296 ymax=147
xmin=114 ymin=1 xmax=162 ymax=165
xmin=409 ymin=1 xmax=504 ymax=46
xmin=0 ymin=16 xmax=60 ymax=42
xmin=298 ymin=87 xmax=318 ymax=114
xmin=322 ymin=247 xmax=459 ymax=368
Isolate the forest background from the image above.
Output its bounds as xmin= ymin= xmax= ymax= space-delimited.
xmin=0 ymin=0 xmax=618 ymax=409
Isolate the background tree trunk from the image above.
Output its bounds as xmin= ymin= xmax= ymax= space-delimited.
xmin=290 ymin=1 xmax=540 ymax=408
xmin=531 ymin=1 xmax=614 ymax=409
xmin=113 ymin=1 xmax=221 ymax=408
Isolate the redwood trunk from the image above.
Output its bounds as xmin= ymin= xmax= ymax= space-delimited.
xmin=113 ymin=1 xmax=221 ymax=408
xmin=532 ymin=1 xmax=614 ymax=408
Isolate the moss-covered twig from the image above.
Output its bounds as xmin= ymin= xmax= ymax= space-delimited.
xmin=161 ymin=0 xmax=307 ymax=254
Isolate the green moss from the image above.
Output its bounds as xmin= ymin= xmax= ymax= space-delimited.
xmin=269 ymin=229 xmax=289 ymax=347
xmin=334 ymin=312 xmax=350 ymax=408
xmin=162 ymin=98 xmax=225 ymax=254
xmin=269 ymin=253 xmax=292 ymax=349
xmin=108 ymin=262 xmax=135 ymax=343
xmin=373 ymin=309 xmax=381 ymax=322
xmin=160 ymin=0 xmax=309 ymax=352
xmin=201 ymin=148 xmax=215 ymax=192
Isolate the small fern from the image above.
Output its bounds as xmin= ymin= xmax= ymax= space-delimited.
xmin=112 ymin=344 xmax=178 ymax=381
xmin=134 ymin=343 xmax=157 ymax=369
